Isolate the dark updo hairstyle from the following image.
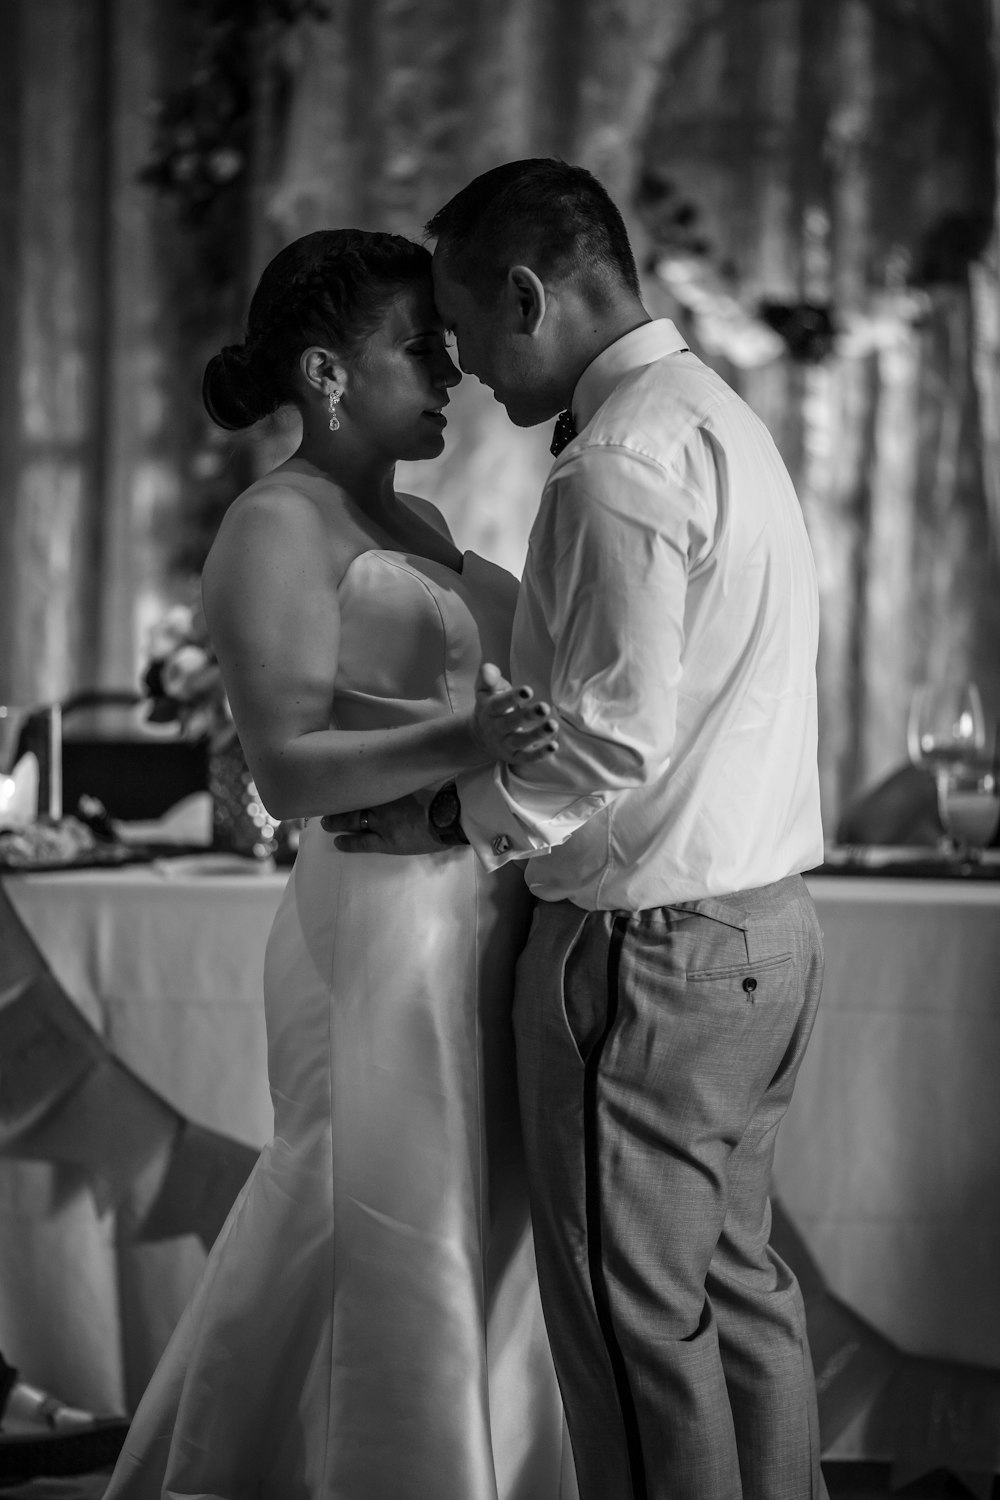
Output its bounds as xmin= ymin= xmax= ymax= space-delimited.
xmin=202 ymin=228 xmax=432 ymax=431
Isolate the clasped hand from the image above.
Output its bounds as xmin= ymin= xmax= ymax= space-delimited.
xmin=467 ymin=661 xmax=558 ymax=768
xmin=321 ymin=662 xmax=557 ymax=855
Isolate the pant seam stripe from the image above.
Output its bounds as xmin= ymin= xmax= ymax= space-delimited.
xmin=583 ymin=912 xmax=648 ymax=1500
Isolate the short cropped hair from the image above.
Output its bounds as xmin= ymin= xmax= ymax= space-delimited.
xmin=425 ymin=158 xmax=640 ymax=302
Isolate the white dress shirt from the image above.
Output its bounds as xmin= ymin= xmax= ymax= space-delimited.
xmin=457 ymin=319 xmax=824 ymax=910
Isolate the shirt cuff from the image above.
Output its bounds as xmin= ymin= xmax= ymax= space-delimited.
xmin=455 ymin=763 xmax=607 ymax=870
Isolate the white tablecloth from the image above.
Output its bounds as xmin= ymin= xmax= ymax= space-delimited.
xmin=4 ymin=866 xmax=281 ymax=1139
xmin=1 ymin=866 xmax=997 ymax=1424
xmin=0 ymin=865 xmax=285 ymax=1413
xmin=775 ymin=875 xmax=1000 ymax=1373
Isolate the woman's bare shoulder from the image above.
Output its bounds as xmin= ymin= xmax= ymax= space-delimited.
xmin=206 ymin=476 xmax=353 ymax=588
xmin=220 ymin=476 xmax=329 ymax=535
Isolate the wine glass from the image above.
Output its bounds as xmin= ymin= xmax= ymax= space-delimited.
xmin=907 ymin=682 xmax=986 ymax=774
xmin=936 ymin=762 xmax=1000 ymax=864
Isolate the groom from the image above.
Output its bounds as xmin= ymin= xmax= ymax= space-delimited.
xmin=328 ymin=159 xmax=827 ymax=1500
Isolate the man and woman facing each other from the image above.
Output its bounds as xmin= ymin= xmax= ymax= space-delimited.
xmin=104 ymin=158 xmax=827 ymax=1500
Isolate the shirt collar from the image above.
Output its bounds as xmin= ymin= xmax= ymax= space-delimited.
xmin=572 ymin=318 xmax=688 ymax=431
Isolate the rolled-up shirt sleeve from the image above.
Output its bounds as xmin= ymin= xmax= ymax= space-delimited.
xmin=458 ymin=439 xmax=713 ymax=868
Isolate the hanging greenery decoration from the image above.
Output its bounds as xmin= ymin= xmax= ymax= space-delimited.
xmin=139 ymin=0 xmax=332 ymax=227
xmin=137 ymin=0 xmax=334 ymax=585
xmin=758 ymin=302 xmax=838 ymax=364
xmin=638 ymin=173 xmax=840 ymax=366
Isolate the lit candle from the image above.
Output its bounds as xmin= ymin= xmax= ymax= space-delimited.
xmin=48 ymin=704 xmax=62 ymax=822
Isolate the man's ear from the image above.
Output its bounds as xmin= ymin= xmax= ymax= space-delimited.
xmin=300 ymin=345 xmax=349 ymax=395
xmin=506 ymin=266 xmax=546 ymax=335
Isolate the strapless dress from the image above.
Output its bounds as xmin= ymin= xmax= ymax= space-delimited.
xmin=104 ymin=542 xmax=577 ymax=1500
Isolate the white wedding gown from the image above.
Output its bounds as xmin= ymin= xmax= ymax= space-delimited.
xmin=105 ymin=536 xmax=578 ymax=1499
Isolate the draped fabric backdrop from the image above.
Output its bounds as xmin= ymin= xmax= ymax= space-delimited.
xmin=1 ymin=0 xmax=998 ymax=830
xmin=0 ymin=0 xmax=213 ymax=698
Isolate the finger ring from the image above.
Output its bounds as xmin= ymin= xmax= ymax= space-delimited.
xmin=358 ymin=810 xmax=370 ymax=832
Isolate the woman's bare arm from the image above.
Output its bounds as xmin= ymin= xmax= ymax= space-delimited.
xmin=201 ymin=485 xmax=551 ymax=820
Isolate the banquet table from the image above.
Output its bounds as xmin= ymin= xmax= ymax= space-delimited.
xmin=0 ymin=863 xmax=286 ymax=1414
xmin=774 ymin=874 xmax=1000 ymax=1370
xmin=773 ymin=872 xmax=1000 ymax=1466
xmin=0 ymin=863 xmax=998 ymax=1451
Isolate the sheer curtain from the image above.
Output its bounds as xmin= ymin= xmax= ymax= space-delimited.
xmin=0 ymin=0 xmax=196 ymax=707
xmin=1 ymin=0 xmax=997 ymax=827
xmin=257 ymin=0 xmax=1000 ymax=823
xmin=636 ymin=0 xmax=1000 ymax=815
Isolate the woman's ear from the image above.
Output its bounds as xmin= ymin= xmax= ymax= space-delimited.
xmin=300 ymin=345 xmax=348 ymax=395
xmin=506 ymin=266 xmax=546 ymax=335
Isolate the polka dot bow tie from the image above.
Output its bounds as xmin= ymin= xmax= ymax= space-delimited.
xmin=550 ymin=409 xmax=577 ymax=457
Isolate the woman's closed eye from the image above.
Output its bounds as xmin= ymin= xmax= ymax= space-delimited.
xmin=408 ymin=333 xmax=452 ymax=359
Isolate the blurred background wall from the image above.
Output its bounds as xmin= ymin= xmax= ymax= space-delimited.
xmin=0 ymin=0 xmax=998 ymax=831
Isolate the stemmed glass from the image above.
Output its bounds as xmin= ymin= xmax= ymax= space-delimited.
xmin=935 ymin=762 xmax=1000 ymax=864
xmin=907 ymin=682 xmax=997 ymax=862
xmin=907 ymin=682 xmax=986 ymax=776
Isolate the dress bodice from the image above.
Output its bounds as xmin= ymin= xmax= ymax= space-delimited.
xmin=333 ymin=550 xmax=518 ymax=731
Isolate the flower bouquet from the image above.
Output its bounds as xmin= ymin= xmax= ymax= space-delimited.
xmin=141 ymin=603 xmax=235 ymax=749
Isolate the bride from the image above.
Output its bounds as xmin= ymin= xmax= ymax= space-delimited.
xmin=104 ymin=229 xmax=577 ymax=1499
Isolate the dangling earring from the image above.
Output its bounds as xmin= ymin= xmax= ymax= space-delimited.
xmin=327 ymin=383 xmax=343 ymax=432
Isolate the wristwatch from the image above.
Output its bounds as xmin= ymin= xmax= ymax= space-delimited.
xmin=428 ymin=781 xmax=469 ymax=847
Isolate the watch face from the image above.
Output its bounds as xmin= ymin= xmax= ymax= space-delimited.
xmin=431 ymin=785 xmax=460 ymax=830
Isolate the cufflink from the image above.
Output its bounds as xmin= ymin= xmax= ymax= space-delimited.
xmin=491 ymin=834 xmax=511 ymax=855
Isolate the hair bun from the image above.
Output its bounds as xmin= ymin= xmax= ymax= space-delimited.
xmin=202 ymin=342 xmax=278 ymax=430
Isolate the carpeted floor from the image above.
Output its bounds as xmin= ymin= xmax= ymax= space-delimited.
xmin=0 ymin=1463 xmax=997 ymax=1498
xmin=825 ymin=1463 xmax=1000 ymax=1499
xmin=0 ymin=1479 xmax=109 ymax=1499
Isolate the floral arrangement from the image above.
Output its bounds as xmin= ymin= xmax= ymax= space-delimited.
xmin=139 ymin=0 xmax=331 ymax=225
xmin=141 ymin=603 xmax=235 ymax=748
